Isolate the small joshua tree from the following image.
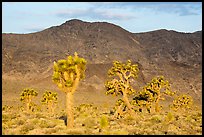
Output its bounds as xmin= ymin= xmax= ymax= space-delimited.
xmin=105 ymin=60 xmax=139 ymax=116
xmin=41 ymin=91 xmax=58 ymax=114
xmin=139 ymin=76 xmax=176 ymax=113
xmin=52 ymin=52 xmax=86 ymax=128
xmin=131 ymin=94 xmax=153 ymax=113
xmin=170 ymin=94 xmax=193 ymax=112
xmin=20 ymin=88 xmax=38 ymax=112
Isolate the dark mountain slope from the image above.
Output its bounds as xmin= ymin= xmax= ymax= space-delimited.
xmin=2 ymin=19 xmax=202 ymax=103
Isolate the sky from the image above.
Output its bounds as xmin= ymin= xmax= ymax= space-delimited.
xmin=2 ymin=2 xmax=202 ymax=34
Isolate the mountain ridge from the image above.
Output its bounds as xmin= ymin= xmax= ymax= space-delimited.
xmin=2 ymin=19 xmax=202 ymax=102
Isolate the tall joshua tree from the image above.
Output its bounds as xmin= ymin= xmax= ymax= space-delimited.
xmin=105 ymin=60 xmax=139 ymax=116
xmin=52 ymin=52 xmax=86 ymax=128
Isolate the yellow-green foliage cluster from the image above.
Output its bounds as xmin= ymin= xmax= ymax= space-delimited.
xmin=132 ymin=76 xmax=176 ymax=113
xmin=20 ymin=88 xmax=38 ymax=102
xmin=20 ymin=88 xmax=38 ymax=111
xmin=105 ymin=60 xmax=138 ymax=96
xmin=171 ymin=94 xmax=193 ymax=111
xmin=100 ymin=115 xmax=109 ymax=129
xmin=75 ymin=104 xmax=98 ymax=113
xmin=105 ymin=60 xmax=139 ymax=117
xmin=52 ymin=52 xmax=86 ymax=91
xmin=41 ymin=91 xmax=58 ymax=104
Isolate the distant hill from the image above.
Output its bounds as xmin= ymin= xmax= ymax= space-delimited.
xmin=2 ymin=19 xmax=202 ymax=103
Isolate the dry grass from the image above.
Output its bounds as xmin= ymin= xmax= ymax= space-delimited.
xmin=2 ymin=102 xmax=202 ymax=135
xmin=2 ymin=78 xmax=202 ymax=135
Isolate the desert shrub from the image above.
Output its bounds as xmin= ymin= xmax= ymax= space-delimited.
xmin=75 ymin=103 xmax=97 ymax=113
xmin=2 ymin=113 xmax=20 ymax=122
xmin=16 ymin=118 xmax=26 ymax=125
xmin=75 ymin=103 xmax=98 ymax=119
xmin=165 ymin=124 xmax=180 ymax=135
xmin=2 ymin=105 xmax=13 ymax=112
xmin=3 ymin=128 xmax=22 ymax=135
xmin=99 ymin=115 xmax=109 ymax=129
xmin=64 ymin=128 xmax=86 ymax=135
xmin=150 ymin=115 xmax=162 ymax=123
xmin=34 ymin=112 xmax=47 ymax=119
xmin=39 ymin=119 xmax=50 ymax=128
xmin=20 ymin=122 xmax=35 ymax=134
xmin=103 ymin=129 xmax=129 ymax=135
xmin=164 ymin=112 xmax=175 ymax=123
xmin=44 ymin=128 xmax=58 ymax=134
xmin=82 ymin=117 xmax=97 ymax=128
xmin=38 ymin=119 xmax=57 ymax=128
xmin=2 ymin=114 xmax=11 ymax=123
xmin=190 ymin=111 xmax=202 ymax=123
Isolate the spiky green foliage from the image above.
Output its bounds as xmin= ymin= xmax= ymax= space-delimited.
xmin=41 ymin=91 xmax=58 ymax=113
xmin=143 ymin=76 xmax=175 ymax=97
xmin=170 ymin=94 xmax=193 ymax=112
xmin=20 ymin=88 xmax=38 ymax=112
xmin=52 ymin=52 xmax=86 ymax=92
xmin=105 ymin=60 xmax=138 ymax=96
xmin=105 ymin=60 xmax=139 ymax=116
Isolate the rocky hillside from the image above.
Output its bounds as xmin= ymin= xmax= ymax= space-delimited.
xmin=2 ymin=19 xmax=202 ymax=102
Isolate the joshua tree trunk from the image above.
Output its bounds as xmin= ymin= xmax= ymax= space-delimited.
xmin=155 ymin=94 xmax=160 ymax=112
xmin=123 ymin=91 xmax=134 ymax=116
xmin=66 ymin=91 xmax=74 ymax=128
xmin=48 ymin=101 xmax=54 ymax=114
xmin=114 ymin=104 xmax=123 ymax=118
xmin=26 ymin=102 xmax=30 ymax=112
xmin=26 ymin=96 xmax=31 ymax=112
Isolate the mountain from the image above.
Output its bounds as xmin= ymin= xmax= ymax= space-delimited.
xmin=2 ymin=19 xmax=202 ymax=103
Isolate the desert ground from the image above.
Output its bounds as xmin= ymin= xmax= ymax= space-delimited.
xmin=2 ymin=75 xmax=202 ymax=135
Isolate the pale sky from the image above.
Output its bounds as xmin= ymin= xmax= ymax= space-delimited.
xmin=2 ymin=2 xmax=202 ymax=34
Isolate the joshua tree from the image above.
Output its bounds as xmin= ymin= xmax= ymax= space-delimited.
xmin=20 ymin=88 xmax=38 ymax=112
xmin=136 ymin=76 xmax=176 ymax=113
xmin=170 ymin=94 xmax=193 ymax=112
xmin=52 ymin=52 xmax=86 ymax=128
xmin=41 ymin=91 xmax=58 ymax=114
xmin=105 ymin=60 xmax=139 ymax=116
